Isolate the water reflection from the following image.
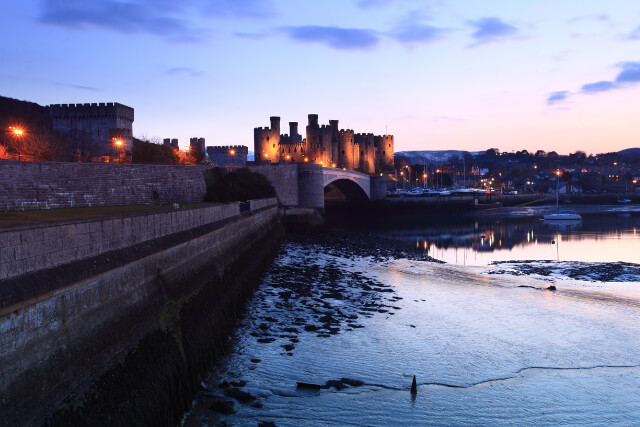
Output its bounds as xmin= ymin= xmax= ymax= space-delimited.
xmin=376 ymin=209 xmax=640 ymax=265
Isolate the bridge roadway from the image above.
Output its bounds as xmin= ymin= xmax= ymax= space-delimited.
xmin=249 ymin=164 xmax=387 ymax=208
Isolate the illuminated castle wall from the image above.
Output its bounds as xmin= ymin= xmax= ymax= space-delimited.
xmin=254 ymin=114 xmax=394 ymax=174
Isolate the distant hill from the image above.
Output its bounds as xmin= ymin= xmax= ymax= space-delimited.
xmin=395 ymin=150 xmax=480 ymax=165
xmin=618 ymin=148 xmax=640 ymax=157
xmin=0 ymin=95 xmax=51 ymax=132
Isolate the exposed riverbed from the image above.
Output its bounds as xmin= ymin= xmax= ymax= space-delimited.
xmin=183 ymin=229 xmax=640 ymax=426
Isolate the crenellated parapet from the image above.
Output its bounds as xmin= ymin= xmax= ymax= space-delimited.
xmin=254 ymin=114 xmax=393 ymax=173
xmin=48 ymin=102 xmax=134 ymax=160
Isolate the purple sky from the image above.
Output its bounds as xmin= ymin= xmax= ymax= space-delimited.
xmin=2 ymin=0 xmax=640 ymax=155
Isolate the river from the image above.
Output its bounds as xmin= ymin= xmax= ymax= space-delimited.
xmin=183 ymin=205 xmax=640 ymax=426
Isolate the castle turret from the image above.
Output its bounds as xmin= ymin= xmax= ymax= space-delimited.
xmin=289 ymin=122 xmax=299 ymax=139
xmin=308 ymin=114 xmax=318 ymax=127
xmin=270 ymin=116 xmax=280 ymax=134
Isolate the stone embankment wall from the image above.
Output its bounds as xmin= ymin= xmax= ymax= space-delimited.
xmin=0 ymin=160 xmax=211 ymax=210
xmin=0 ymin=199 xmax=272 ymax=281
xmin=0 ymin=199 xmax=279 ymax=425
xmin=249 ymin=164 xmax=300 ymax=206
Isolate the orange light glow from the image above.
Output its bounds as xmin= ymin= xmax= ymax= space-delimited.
xmin=264 ymin=153 xmax=269 ymax=158
xmin=286 ymin=155 xmax=291 ymax=160
xmin=304 ymin=157 xmax=309 ymax=162
xmin=12 ymin=128 xmax=23 ymax=136
xmin=114 ymin=139 xmax=123 ymax=146
xmin=556 ymin=170 xmax=561 ymax=176
xmin=185 ymin=146 xmax=190 ymax=152
xmin=332 ymin=163 xmax=336 ymax=168
xmin=230 ymin=149 xmax=235 ymax=155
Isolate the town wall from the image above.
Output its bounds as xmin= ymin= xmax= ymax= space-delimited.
xmin=0 ymin=200 xmax=280 ymax=424
xmin=0 ymin=160 xmax=210 ymax=211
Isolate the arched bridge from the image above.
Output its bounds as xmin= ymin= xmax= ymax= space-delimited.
xmin=249 ymin=164 xmax=387 ymax=208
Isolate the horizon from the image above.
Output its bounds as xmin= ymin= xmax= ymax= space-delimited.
xmin=2 ymin=1 xmax=640 ymax=154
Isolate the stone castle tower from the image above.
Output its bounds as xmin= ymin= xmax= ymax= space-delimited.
xmin=48 ymin=102 xmax=134 ymax=158
xmin=254 ymin=114 xmax=394 ymax=174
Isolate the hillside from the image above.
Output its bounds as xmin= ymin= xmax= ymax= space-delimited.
xmin=395 ymin=150 xmax=480 ymax=165
xmin=0 ymin=95 xmax=51 ymax=132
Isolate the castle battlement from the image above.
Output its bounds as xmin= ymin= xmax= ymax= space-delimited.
xmin=254 ymin=114 xmax=394 ymax=173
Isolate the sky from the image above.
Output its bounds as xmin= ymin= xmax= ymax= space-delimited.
xmin=1 ymin=0 xmax=640 ymax=155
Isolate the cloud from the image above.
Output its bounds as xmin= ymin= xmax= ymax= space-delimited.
xmin=355 ymin=0 xmax=392 ymax=8
xmin=578 ymin=62 xmax=640 ymax=94
xmin=614 ymin=61 xmax=640 ymax=83
xmin=546 ymin=91 xmax=570 ymax=105
xmin=581 ymin=81 xmax=618 ymax=93
xmin=165 ymin=67 xmax=204 ymax=77
xmin=568 ymin=14 xmax=609 ymax=24
xmin=283 ymin=26 xmax=379 ymax=50
xmin=468 ymin=17 xmax=518 ymax=45
xmin=38 ymin=0 xmax=274 ymax=42
xmin=631 ymin=26 xmax=640 ymax=40
xmin=390 ymin=11 xmax=446 ymax=45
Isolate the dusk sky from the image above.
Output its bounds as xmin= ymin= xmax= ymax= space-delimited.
xmin=2 ymin=0 xmax=640 ymax=155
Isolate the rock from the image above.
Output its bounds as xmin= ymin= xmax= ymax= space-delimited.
xmin=296 ymin=381 xmax=322 ymax=390
xmin=411 ymin=375 xmax=417 ymax=394
xmin=257 ymin=337 xmax=276 ymax=343
xmin=323 ymin=380 xmax=346 ymax=390
xmin=218 ymin=381 xmax=230 ymax=389
xmin=282 ymin=343 xmax=295 ymax=351
xmin=250 ymin=358 xmax=261 ymax=363
xmin=229 ymin=380 xmax=246 ymax=388
xmin=340 ymin=378 xmax=364 ymax=387
xmin=547 ymin=285 xmax=557 ymax=291
xmin=258 ymin=422 xmax=277 ymax=427
xmin=223 ymin=387 xmax=257 ymax=403
xmin=209 ymin=398 xmax=235 ymax=414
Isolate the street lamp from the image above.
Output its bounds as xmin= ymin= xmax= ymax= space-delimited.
xmin=9 ymin=126 xmax=24 ymax=160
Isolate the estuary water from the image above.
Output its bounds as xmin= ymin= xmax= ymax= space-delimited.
xmin=184 ymin=206 xmax=640 ymax=426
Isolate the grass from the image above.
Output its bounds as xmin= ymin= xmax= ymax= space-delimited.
xmin=0 ymin=203 xmax=217 ymax=227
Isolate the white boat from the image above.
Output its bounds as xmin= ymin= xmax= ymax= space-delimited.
xmin=543 ymin=213 xmax=582 ymax=221
xmin=617 ymin=198 xmax=631 ymax=204
xmin=544 ymin=171 xmax=582 ymax=221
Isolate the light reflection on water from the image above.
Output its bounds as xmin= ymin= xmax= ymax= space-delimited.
xmin=377 ymin=206 xmax=640 ymax=265
xmin=188 ymin=226 xmax=640 ymax=426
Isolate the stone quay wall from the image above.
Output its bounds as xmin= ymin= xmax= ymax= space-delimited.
xmin=0 ymin=160 xmax=211 ymax=211
xmin=0 ymin=199 xmax=280 ymax=424
xmin=0 ymin=200 xmax=275 ymax=281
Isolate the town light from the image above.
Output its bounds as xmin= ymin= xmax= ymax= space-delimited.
xmin=114 ymin=139 xmax=123 ymax=146
xmin=304 ymin=157 xmax=309 ymax=162
xmin=264 ymin=153 xmax=268 ymax=158
xmin=185 ymin=146 xmax=190 ymax=152
xmin=332 ymin=163 xmax=336 ymax=168
xmin=286 ymin=154 xmax=291 ymax=160
xmin=556 ymin=170 xmax=561 ymax=176
xmin=230 ymin=149 xmax=235 ymax=155
xmin=12 ymin=128 xmax=23 ymax=136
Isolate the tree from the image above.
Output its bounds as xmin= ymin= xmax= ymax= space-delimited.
xmin=4 ymin=126 xmax=70 ymax=161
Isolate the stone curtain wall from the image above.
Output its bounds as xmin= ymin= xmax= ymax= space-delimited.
xmin=0 ymin=160 xmax=211 ymax=211
xmin=0 ymin=199 xmax=277 ymax=281
xmin=249 ymin=164 xmax=300 ymax=206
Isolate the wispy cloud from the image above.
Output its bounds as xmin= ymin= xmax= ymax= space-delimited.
xmin=283 ymin=26 xmax=379 ymax=50
xmin=468 ymin=17 xmax=518 ymax=46
xmin=165 ymin=67 xmax=204 ymax=78
xmin=546 ymin=91 xmax=570 ymax=105
xmin=568 ymin=14 xmax=609 ymax=24
xmin=549 ymin=61 xmax=640 ymax=104
xmin=631 ymin=26 xmax=640 ymax=40
xmin=581 ymin=62 xmax=640 ymax=93
xmin=390 ymin=11 xmax=446 ymax=45
xmin=38 ymin=0 xmax=274 ymax=42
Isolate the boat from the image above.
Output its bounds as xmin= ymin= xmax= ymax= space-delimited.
xmin=544 ymin=171 xmax=582 ymax=221
xmin=617 ymin=198 xmax=631 ymax=204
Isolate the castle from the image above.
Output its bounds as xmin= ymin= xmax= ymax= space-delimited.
xmin=49 ymin=103 xmax=134 ymax=158
xmin=254 ymin=114 xmax=394 ymax=174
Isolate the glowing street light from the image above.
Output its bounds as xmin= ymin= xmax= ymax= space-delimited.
xmin=303 ymin=157 xmax=309 ymax=163
xmin=13 ymin=128 xmax=23 ymax=136
xmin=286 ymin=154 xmax=291 ymax=160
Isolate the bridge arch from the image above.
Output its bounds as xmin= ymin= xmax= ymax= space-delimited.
xmin=322 ymin=168 xmax=371 ymax=202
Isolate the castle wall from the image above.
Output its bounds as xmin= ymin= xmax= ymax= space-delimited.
xmin=206 ymin=145 xmax=248 ymax=167
xmin=255 ymin=114 xmax=393 ymax=174
xmin=0 ymin=160 xmax=209 ymax=211
xmin=254 ymin=116 xmax=281 ymax=163
xmin=356 ymin=133 xmax=376 ymax=174
xmin=48 ymin=103 xmax=134 ymax=158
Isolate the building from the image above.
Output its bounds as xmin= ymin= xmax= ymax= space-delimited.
xmin=206 ymin=145 xmax=248 ymax=167
xmin=189 ymin=137 xmax=205 ymax=158
xmin=254 ymin=114 xmax=394 ymax=174
xmin=163 ymin=138 xmax=179 ymax=150
xmin=48 ymin=102 xmax=134 ymax=160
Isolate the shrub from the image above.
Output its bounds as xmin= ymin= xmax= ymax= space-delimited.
xmin=203 ymin=167 xmax=276 ymax=202
xmin=132 ymin=141 xmax=182 ymax=165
